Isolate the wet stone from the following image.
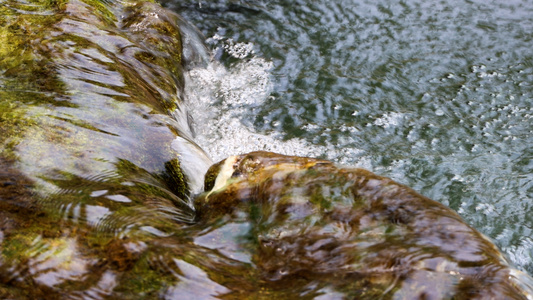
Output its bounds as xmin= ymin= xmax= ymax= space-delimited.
xmin=196 ymin=151 xmax=533 ymax=299
xmin=0 ymin=0 xmax=210 ymax=297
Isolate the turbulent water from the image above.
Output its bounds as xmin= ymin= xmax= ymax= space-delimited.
xmin=163 ymin=0 xmax=533 ymax=275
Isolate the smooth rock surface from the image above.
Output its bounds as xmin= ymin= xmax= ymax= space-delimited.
xmin=196 ymin=151 xmax=533 ymax=299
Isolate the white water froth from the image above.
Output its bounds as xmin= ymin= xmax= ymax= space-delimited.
xmin=183 ymin=37 xmax=366 ymax=166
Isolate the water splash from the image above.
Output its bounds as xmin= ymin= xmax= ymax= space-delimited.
xmin=184 ymin=36 xmax=325 ymax=162
xmin=183 ymin=34 xmax=370 ymax=169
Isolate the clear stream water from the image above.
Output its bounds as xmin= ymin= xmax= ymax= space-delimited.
xmin=161 ymin=0 xmax=533 ymax=275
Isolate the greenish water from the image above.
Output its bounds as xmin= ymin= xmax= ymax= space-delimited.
xmin=165 ymin=0 xmax=533 ymax=274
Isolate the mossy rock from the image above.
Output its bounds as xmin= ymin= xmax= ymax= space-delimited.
xmin=195 ymin=151 xmax=533 ymax=299
xmin=0 ymin=0 xmax=211 ymax=297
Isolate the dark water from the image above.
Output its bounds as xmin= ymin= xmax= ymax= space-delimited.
xmin=164 ymin=0 xmax=533 ymax=275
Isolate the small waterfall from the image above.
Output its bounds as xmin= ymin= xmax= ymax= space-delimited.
xmin=181 ymin=30 xmax=371 ymax=170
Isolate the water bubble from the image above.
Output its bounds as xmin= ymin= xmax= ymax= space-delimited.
xmin=211 ymin=34 xmax=224 ymax=41
xmin=223 ymin=39 xmax=255 ymax=59
xmin=470 ymin=64 xmax=486 ymax=72
xmin=372 ymin=112 xmax=403 ymax=128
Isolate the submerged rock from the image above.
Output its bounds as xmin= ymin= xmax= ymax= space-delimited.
xmin=196 ymin=151 xmax=533 ymax=299
xmin=0 ymin=0 xmax=211 ymax=297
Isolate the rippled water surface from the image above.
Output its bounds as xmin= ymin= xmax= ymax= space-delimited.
xmin=164 ymin=0 xmax=533 ymax=274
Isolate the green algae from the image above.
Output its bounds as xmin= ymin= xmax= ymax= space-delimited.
xmin=0 ymin=0 xmax=190 ymax=182
xmin=203 ymin=158 xmax=222 ymax=191
xmin=162 ymin=158 xmax=190 ymax=202
xmin=0 ymin=0 xmax=210 ymax=297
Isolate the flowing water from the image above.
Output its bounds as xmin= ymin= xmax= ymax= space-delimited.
xmin=1 ymin=0 xmax=532 ymax=297
xmin=163 ymin=0 xmax=533 ymax=275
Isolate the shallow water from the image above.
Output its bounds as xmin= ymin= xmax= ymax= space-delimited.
xmin=164 ymin=0 xmax=533 ymax=274
xmin=0 ymin=0 xmax=213 ymax=296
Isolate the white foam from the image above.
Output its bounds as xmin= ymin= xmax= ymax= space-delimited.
xmin=372 ymin=112 xmax=404 ymax=128
xmin=183 ymin=36 xmax=353 ymax=165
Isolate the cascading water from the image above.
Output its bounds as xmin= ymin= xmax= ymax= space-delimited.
xmin=182 ymin=35 xmax=355 ymax=163
xmin=170 ymin=0 xmax=533 ymax=277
